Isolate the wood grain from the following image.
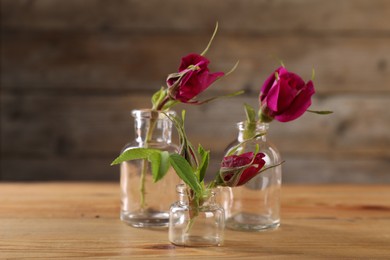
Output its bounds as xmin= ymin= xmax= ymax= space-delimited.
xmin=0 ymin=183 xmax=389 ymax=259
xmin=1 ymin=33 xmax=389 ymax=94
xmin=2 ymin=94 xmax=389 ymax=157
xmin=1 ymin=93 xmax=389 ymax=182
xmin=1 ymin=0 xmax=390 ymax=182
xmin=2 ymin=0 xmax=390 ymax=32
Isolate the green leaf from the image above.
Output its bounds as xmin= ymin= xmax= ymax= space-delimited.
xmin=149 ymin=151 xmax=170 ymax=182
xmin=244 ymin=103 xmax=256 ymax=123
xmin=151 ymin=87 xmax=166 ymax=110
xmin=307 ymin=110 xmax=333 ymax=115
xmin=162 ymin=100 xmax=179 ymax=110
xmin=110 ymin=148 xmax=160 ymax=165
xmin=181 ymin=110 xmax=186 ymax=122
xmin=148 ymin=152 xmax=161 ymax=181
xmin=159 ymin=151 xmax=171 ymax=178
xmin=243 ymin=103 xmax=257 ymax=139
xmin=259 ymin=109 xmax=274 ymax=123
xmin=254 ymin=144 xmax=260 ymax=155
xmin=197 ymin=145 xmax=210 ymax=182
xmin=169 ymin=154 xmax=201 ymax=195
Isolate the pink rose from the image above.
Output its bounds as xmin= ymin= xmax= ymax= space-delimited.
xmin=219 ymin=152 xmax=266 ymax=187
xmin=166 ymin=53 xmax=224 ymax=103
xmin=259 ymin=66 xmax=315 ymax=122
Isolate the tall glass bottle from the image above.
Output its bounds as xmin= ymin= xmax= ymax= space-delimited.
xmin=224 ymin=121 xmax=282 ymax=231
xmin=120 ymin=109 xmax=180 ymax=227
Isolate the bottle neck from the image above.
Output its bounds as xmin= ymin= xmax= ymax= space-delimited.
xmin=237 ymin=121 xmax=269 ymax=142
xmin=132 ymin=109 xmax=175 ymax=145
xmin=176 ymin=184 xmax=216 ymax=207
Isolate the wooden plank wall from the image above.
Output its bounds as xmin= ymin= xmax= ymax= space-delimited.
xmin=1 ymin=0 xmax=389 ymax=183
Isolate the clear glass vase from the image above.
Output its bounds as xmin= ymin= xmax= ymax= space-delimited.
xmin=169 ymin=184 xmax=225 ymax=247
xmin=120 ymin=109 xmax=180 ymax=227
xmin=223 ymin=121 xmax=282 ymax=231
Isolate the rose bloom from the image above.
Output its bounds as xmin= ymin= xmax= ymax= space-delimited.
xmin=167 ymin=53 xmax=224 ymax=103
xmin=259 ymin=66 xmax=315 ymax=122
xmin=220 ymin=152 xmax=266 ymax=187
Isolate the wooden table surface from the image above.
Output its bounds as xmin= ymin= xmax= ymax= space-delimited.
xmin=1 ymin=183 xmax=389 ymax=259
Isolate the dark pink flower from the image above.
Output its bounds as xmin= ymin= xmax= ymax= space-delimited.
xmin=167 ymin=53 xmax=224 ymax=103
xmin=259 ymin=66 xmax=315 ymax=122
xmin=219 ymin=152 xmax=266 ymax=187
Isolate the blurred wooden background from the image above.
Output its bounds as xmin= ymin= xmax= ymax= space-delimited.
xmin=1 ymin=0 xmax=389 ymax=183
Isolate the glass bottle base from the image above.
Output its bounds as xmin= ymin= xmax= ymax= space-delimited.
xmin=120 ymin=210 xmax=169 ymax=228
xmin=226 ymin=213 xmax=280 ymax=232
xmin=170 ymin=235 xmax=223 ymax=247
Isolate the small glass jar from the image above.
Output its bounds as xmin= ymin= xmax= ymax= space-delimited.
xmin=169 ymin=184 xmax=225 ymax=247
xmin=223 ymin=121 xmax=282 ymax=231
xmin=120 ymin=109 xmax=180 ymax=228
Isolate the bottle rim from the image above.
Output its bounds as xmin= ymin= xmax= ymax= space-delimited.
xmin=176 ymin=184 xmax=216 ymax=197
xmin=236 ymin=121 xmax=269 ymax=131
xmin=131 ymin=109 xmax=176 ymax=119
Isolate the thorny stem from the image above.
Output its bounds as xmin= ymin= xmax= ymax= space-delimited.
xmin=156 ymin=95 xmax=170 ymax=111
xmin=236 ymin=120 xmax=269 ymax=158
xmin=243 ymin=121 xmax=257 ymax=143
xmin=139 ymin=160 xmax=148 ymax=210
xmin=185 ymin=190 xmax=204 ymax=233
xmin=185 ymin=189 xmax=197 ymax=233
xmin=140 ymin=94 xmax=170 ymax=209
xmin=139 ymin=113 xmax=158 ymax=210
xmin=185 ymin=217 xmax=196 ymax=233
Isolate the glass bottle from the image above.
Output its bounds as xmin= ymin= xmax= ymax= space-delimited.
xmin=223 ymin=121 xmax=282 ymax=231
xmin=169 ymin=184 xmax=225 ymax=247
xmin=120 ymin=109 xmax=180 ymax=227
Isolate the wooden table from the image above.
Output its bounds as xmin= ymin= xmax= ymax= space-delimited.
xmin=1 ymin=183 xmax=389 ymax=259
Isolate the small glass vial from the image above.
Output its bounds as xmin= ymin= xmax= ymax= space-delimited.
xmin=120 ymin=109 xmax=180 ymax=227
xmin=224 ymin=121 xmax=282 ymax=231
xmin=169 ymin=184 xmax=225 ymax=247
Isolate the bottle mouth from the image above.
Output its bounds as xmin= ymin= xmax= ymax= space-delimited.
xmin=176 ymin=184 xmax=216 ymax=197
xmin=176 ymin=183 xmax=187 ymax=194
xmin=131 ymin=109 xmax=176 ymax=119
xmin=236 ymin=121 xmax=269 ymax=132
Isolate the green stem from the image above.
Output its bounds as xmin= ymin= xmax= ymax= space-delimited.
xmin=243 ymin=121 xmax=256 ymax=141
xmin=139 ymin=112 xmax=158 ymax=210
xmin=156 ymin=96 xmax=170 ymax=111
xmin=139 ymin=159 xmax=148 ymax=210
xmin=185 ymin=217 xmax=196 ymax=233
xmin=239 ymin=121 xmax=256 ymax=155
xmin=186 ymin=195 xmax=200 ymax=233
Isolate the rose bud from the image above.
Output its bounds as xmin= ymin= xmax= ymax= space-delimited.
xmin=219 ymin=152 xmax=266 ymax=187
xmin=166 ymin=53 xmax=224 ymax=103
xmin=259 ymin=66 xmax=315 ymax=122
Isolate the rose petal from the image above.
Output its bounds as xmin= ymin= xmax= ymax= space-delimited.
xmin=236 ymin=153 xmax=266 ymax=186
xmin=179 ymin=53 xmax=209 ymax=71
xmin=274 ymin=80 xmax=315 ymax=122
xmin=280 ymin=71 xmax=306 ymax=91
xmin=276 ymin=77 xmax=298 ymax=111
xmin=221 ymin=152 xmax=254 ymax=168
xmin=174 ymin=70 xmax=224 ymax=102
xmin=263 ymin=77 xmax=297 ymax=113
xmin=236 ymin=166 xmax=259 ymax=186
xmin=260 ymin=73 xmax=276 ymax=102
xmin=260 ymin=66 xmax=285 ymax=102
xmin=221 ymin=152 xmax=266 ymax=187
